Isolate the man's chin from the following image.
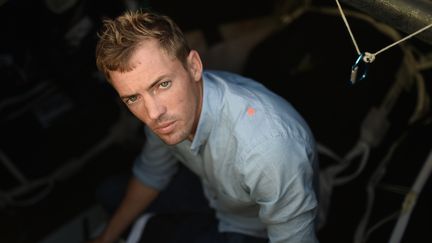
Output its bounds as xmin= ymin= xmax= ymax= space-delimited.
xmin=157 ymin=132 xmax=186 ymax=145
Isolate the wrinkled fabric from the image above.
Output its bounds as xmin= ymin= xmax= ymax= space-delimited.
xmin=134 ymin=70 xmax=319 ymax=242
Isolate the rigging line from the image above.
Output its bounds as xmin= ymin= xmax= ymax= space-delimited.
xmin=373 ymin=23 xmax=432 ymax=57
xmin=335 ymin=0 xmax=432 ymax=62
xmin=335 ymin=0 xmax=361 ymax=55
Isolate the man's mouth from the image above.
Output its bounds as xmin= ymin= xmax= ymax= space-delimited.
xmin=154 ymin=120 xmax=176 ymax=135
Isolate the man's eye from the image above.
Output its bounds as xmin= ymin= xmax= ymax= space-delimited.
xmin=159 ymin=81 xmax=172 ymax=89
xmin=125 ymin=95 xmax=138 ymax=105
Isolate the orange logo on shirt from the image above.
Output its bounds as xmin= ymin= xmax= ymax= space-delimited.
xmin=247 ymin=107 xmax=256 ymax=116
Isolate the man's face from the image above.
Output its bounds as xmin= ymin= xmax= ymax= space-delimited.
xmin=109 ymin=40 xmax=203 ymax=145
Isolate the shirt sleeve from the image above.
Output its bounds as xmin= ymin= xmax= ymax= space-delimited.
xmin=133 ymin=126 xmax=178 ymax=190
xmin=243 ymin=136 xmax=319 ymax=243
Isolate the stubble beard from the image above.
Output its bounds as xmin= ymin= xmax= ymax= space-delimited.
xmin=158 ymin=125 xmax=190 ymax=145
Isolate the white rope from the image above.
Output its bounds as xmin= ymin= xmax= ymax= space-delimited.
xmin=373 ymin=23 xmax=432 ymax=57
xmin=389 ymin=149 xmax=432 ymax=243
xmin=335 ymin=0 xmax=432 ymax=64
xmin=335 ymin=0 xmax=361 ymax=55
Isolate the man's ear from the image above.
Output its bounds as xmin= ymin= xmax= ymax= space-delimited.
xmin=187 ymin=50 xmax=203 ymax=81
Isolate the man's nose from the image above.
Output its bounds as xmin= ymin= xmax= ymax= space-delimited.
xmin=144 ymin=98 xmax=166 ymax=121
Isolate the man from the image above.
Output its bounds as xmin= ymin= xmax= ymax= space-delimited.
xmin=91 ymin=9 xmax=319 ymax=243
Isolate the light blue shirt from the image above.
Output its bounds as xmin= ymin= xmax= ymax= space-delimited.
xmin=133 ymin=70 xmax=319 ymax=243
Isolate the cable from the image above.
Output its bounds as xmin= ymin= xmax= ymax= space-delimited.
xmin=0 ymin=84 xmax=58 ymax=123
xmin=291 ymin=3 xmax=432 ymax=233
xmin=352 ymin=114 xmax=431 ymax=243
xmin=0 ymin=82 xmax=51 ymax=111
xmin=0 ymin=149 xmax=28 ymax=185
xmin=333 ymin=145 xmax=370 ymax=186
xmin=389 ymin=148 xmax=432 ymax=243
xmin=364 ymin=210 xmax=400 ymax=243
xmin=353 ymin=132 xmax=408 ymax=243
xmin=316 ymin=142 xmax=343 ymax=163
xmin=276 ymin=3 xmax=432 ymax=241
xmin=409 ymin=72 xmax=430 ymax=123
xmin=0 ymin=102 xmax=139 ymax=208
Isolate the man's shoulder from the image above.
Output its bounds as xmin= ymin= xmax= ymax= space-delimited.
xmin=203 ymin=70 xmax=264 ymax=90
xmin=203 ymin=70 xmax=315 ymax=156
xmin=203 ymin=69 xmax=242 ymax=79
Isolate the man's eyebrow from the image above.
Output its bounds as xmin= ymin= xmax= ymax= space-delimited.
xmin=119 ymin=75 xmax=167 ymax=99
xmin=147 ymin=75 xmax=166 ymax=90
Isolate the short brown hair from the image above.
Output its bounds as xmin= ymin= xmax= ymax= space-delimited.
xmin=95 ymin=9 xmax=191 ymax=80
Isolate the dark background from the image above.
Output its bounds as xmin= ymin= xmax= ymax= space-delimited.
xmin=0 ymin=0 xmax=431 ymax=242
